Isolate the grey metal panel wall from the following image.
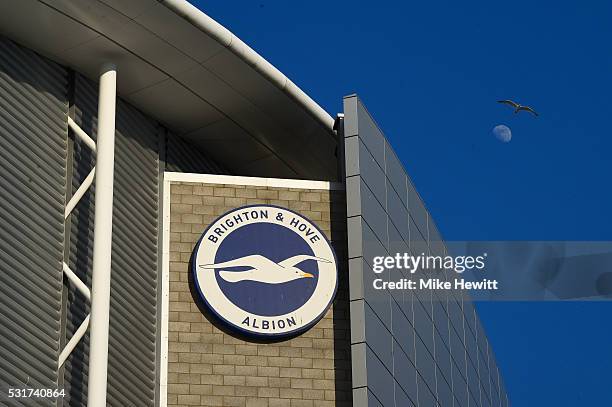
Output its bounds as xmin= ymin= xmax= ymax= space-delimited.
xmin=64 ymin=74 xmax=159 ymax=406
xmin=165 ymin=133 xmax=227 ymax=174
xmin=0 ymin=37 xmax=68 ymax=405
xmin=344 ymin=95 xmax=508 ymax=407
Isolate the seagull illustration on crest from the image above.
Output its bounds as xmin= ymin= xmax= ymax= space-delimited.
xmin=199 ymin=254 xmax=331 ymax=284
xmin=497 ymin=99 xmax=538 ymax=116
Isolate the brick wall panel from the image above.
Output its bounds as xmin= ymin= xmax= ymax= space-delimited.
xmin=167 ymin=182 xmax=351 ymax=407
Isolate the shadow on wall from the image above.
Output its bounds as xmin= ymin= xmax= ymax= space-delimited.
xmin=329 ymin=191 xmax=353 ymax=406
xmin=164 ymin=132 xmax=228 ymax=175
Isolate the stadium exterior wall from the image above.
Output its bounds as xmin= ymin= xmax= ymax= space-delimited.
xmin=0 ymin=33 xmax=509 ymax=407
xmin=344 ymin=95 xmax=509 ymax=407
xmin=0 ymin=36 xmax=227 ymax=407
xmin=161 ymin=173 xmax=351 ymax=406
xmin=0 ymin=34 xmax=68 ymax=403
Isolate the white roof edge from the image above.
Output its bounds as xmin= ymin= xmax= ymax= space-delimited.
xmin=164 ymin=172 xmax=345 ymax=190
xmin=160 ymin=0 xmax=335 ymax=133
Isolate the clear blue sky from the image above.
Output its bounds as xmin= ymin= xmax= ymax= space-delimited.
xmin=192 ymin=1 xmax=612 ymax=405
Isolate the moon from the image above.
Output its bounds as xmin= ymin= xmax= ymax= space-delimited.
xmin=492 ymin=124 xmax=512 ymax=143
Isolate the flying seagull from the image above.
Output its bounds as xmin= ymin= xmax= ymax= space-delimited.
xmin=497 ymin=100 xmax=538 ymax=117
xmin=199 ymin=254 xmax=331 ymax=284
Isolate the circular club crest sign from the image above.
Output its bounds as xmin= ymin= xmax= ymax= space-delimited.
xmin=192 ymin=204 xmax=338 ymax=338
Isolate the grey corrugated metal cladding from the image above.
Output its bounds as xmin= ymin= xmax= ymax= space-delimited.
xmin=0 ymin=37 xmax=68 ymax=404
xmin=0 ymin=36 xmax=227 ymax=407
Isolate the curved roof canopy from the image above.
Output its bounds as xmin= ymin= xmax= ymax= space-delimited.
xmin=0 ymin=0 xmax=338 ymax=179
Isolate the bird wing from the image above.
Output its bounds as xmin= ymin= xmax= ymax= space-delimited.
xmin=199 ymin=254 xmax=276 ymax=270
xmin=518 ymin=106 xmax=538 ymax=116
xmin=219 ymin=270 xmax=254 ymax=283
xmin=497 ymin=100 xmax=519 ymax=108
xmin=279 ymin=255 xmax=331 ymax=268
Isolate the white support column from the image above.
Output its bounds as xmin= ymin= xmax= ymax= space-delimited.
xmin=87 ymin=63 xmax=117 ymax=407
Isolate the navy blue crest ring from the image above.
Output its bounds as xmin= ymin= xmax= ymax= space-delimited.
xmin=192 ymin=204 xmax=338 ymax=338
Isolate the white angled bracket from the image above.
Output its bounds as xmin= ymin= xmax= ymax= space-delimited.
xmin=58 ymin=116 xmax=96 ymax=369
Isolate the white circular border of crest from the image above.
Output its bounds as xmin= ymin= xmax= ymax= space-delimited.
xmin=192 ymin=205 xmax=338 ymax=337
